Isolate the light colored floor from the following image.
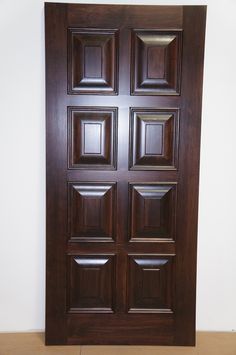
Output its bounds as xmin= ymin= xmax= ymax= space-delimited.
xmin=0 ymin=332 xmax=235 ymax=355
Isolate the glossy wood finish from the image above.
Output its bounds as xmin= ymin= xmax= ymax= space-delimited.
xmin=68 ymin=28 xmax=118 ymax=94
xmin=129 ymin=108 xmax=179 ymax=170
xmin=68 ymin=107 xmax=117 ymax=169
xmin=131 ymin=30 xmax=182 ymax=95
xmin=68 ymin=182 xmax=116 ymax=242
xmin=68 ymin=255 xmax=115 ymax=313
xmin=45 ymin=3 xmax=206 ymax=346
xmin=128 ymin=255 xmax=174 ymax=313
xmin=129 ymin=183 xmax=177 ymax=241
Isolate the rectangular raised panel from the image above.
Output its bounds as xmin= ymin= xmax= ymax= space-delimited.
xmin=83 ymin=123 xmax=101 ymax=154
xmin=68 ymin=28 xmax=118 ymax=94
xmin=68 ymin=107 xmax=117 ymax=170
xmin=68 ymin=255 xmax=115 ymax=313
xmin=129 ymin=108 xmax=179 ymax=170
xmin=68 ymin=182 xmax=116 ymax=242
xmin=145 ymin=124 xmax=163 ymax=155
xmin=147 ymin=47 xmax=165 ymax=79
xmin=84 ymin=46 xmax=102 ymax=78
xmin=128 ymin=255 xmax=174 ymax=313
xmin=129 ymin=183 xmax=177 ymax=242
xmin=131 ymin=30 xmax=182 ymax=95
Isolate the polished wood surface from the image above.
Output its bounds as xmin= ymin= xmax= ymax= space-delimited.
xmin=45 ymin=3 xmax=206 ymax=345
xmin=131 ymin=30 xmax=182 ymax=95
xmin=129 ymin=108 xmax=179 ymax=170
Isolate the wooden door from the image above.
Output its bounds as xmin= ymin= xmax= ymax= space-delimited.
xmin=45 ymin=4 xmax=206 ymax=345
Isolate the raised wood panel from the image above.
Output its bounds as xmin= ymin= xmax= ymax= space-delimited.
xmin=68 ymin=107 xmax=117 ymax=170
xmin=129 ymin=108 xmax=179 ymax=170
xmin=68 ymin=255 xmax=115 ymax=313
xmin=68 ymin=182 xmax=116 ymax=242
xmin=128 ymin=255 xmax=174 ymax=313
xmin=131 ymin=30 xmax=182 ymax=95
xmin=68 ymin=28 xmax=118 ymax=94
xmin=129 ymin=183 xmax=177 ymax=242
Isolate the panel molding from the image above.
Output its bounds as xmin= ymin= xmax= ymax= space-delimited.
xmin=129 ymin=108 xmax=179 ymax=171
xmin=131 ymin=30 xmax=182 ymax=95
xmin=68 ymin=182 xmax=117 ymax=242
xmin=67 ymin=255 xmax=115 ymax=313
xmin=68 ymin=107 xmax=118 ymax=170
xmin=127 ymin=254 xmax=174 ymax=313
xmin=129 ymin=183 xmax=177 ymax=242
xmin=68 ymin=28 xmax=119 ymax=95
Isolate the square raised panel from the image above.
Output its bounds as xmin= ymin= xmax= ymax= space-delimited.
xmin=68 ymin=182 xmax=116 ymax=242
xmin=127 ymin=255 xmax=174 ymax=313
xmin=129 ymin=108 xmax=179 ymax=170
xmin=68 ymin=28 xmax=118 ymax=94
xmin=131 ymin=30 xmax=182 ymax=95
xmin=129 ymin=183 xmax=177 ymax=242
xmin=68 ymin=255 xmax=115 ymax=313
xmin=68 ymin=107 xmax=117 ymax=170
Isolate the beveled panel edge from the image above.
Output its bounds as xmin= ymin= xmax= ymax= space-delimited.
xmin=67 ymin=181 xmax=117 ymax=242
xmin=67 ymin=27 xmax=119 ymax=95
xmin=128 ymin=308 xmax=173 ymax=314
xmin=127 ymin=254 xmax=175 ymax=313
xmin=130 ymin=29 xmax=183 ymax=96
xmin=128 ymin=182 xmax=178 ymax=243
xmin=129 ymin=107 xmax=180 ymax=171
xmin=68 ymin=307 xmax=114 ymax=314
xmin=67 ymin=106 xmax=118 ymax=170
xmin=66 ymin=254 xmax=116 ymax=314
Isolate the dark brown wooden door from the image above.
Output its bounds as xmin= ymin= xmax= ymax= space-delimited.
xmin=45 ymin=4 xmax=206 ymax=346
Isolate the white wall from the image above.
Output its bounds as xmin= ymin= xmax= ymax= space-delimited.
xmin=0 ymin=0 xmax=235 ymax=332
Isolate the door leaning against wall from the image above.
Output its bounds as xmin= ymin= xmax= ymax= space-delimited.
xmin=45 ymin=3 xmax=206 ymax=345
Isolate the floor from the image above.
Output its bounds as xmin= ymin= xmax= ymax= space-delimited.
xmin=0 ymin=332 xmax=235 ymax=355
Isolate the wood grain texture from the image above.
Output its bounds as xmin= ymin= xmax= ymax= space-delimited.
xmin=129 ymin=183 xmax=177 ymax=241
xmin=45 ymin=3 xmax=206 ymax=345
xmin=128 ymin=255 xmax=174 ymax=313
xmin=129 ymin=108 xmax=179 ymax=170
xmin=68 ymin=28 xmax=118 ymax=95
xmin=68 ymin=107 xmax=117 ymax=170
xmin=173 ymin=6 xmax=207 ymax=346
xmin=68 ymin=255 xmax=115 ymax=313
xmin=68 ymin=182 xmax=116 ymax=242
xmin=45 ymin=3 xmax=68 ymax=345
xmin=131 ymin=30 xmax=182 ymax=95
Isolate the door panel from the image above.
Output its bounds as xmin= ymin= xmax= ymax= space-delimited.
xmin=68 ymin=255 xmax=115 ymax=313
xmin=68 ymin=107 xmax=117 ymax=169
xmin=45 ymin=4 xmax=206 ymax=345
xmin=68 ymin=28 xmax=118 ymax=94
xmin=68 ymin=182 xmax=116 ymax=242
xmin=129 ymin=183 xmax=177 ymax=241
xmin=128 ymin=255 xmax=174 ymax=313
xmin=131 ymin=30 xmax=182 ymax=95
xmin=129 ymin=108 xmax=179 ymax=170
